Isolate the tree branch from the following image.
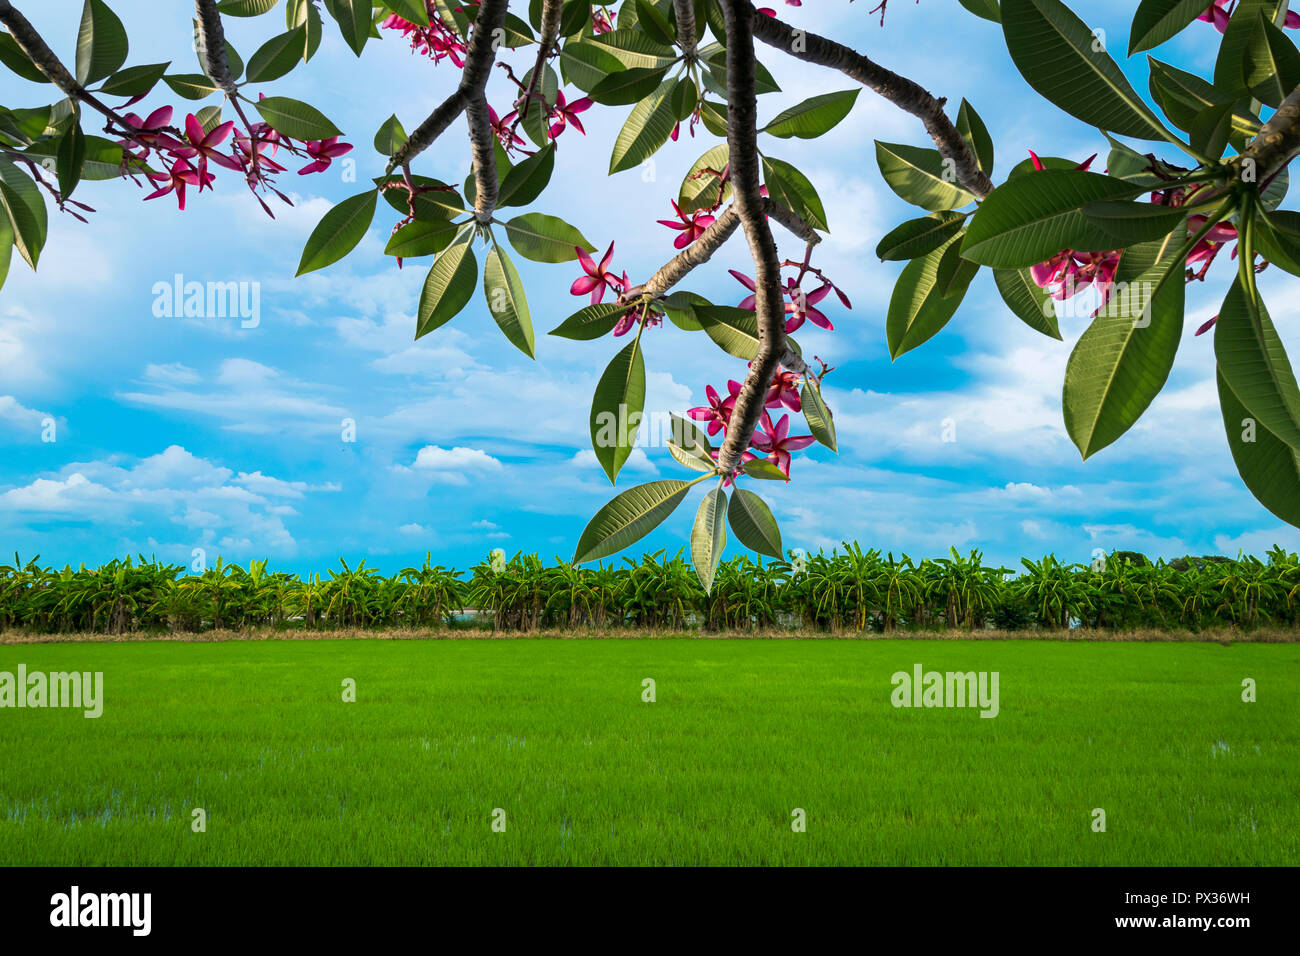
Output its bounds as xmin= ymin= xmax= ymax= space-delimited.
xmin=518 ymin=0 xmax=562 ymax=124
xmin=386 ymin=0 xmax=509 ymax=174
xmin=194 ymin=0 xmax=238 ymax=97
xmin=1241 ymin=82 xmax=1300 ymax=186
xmin=466 ymin=96 xmax=498 ymax=220
xmin=716 ymin=0 xmax=788 ymax=476
xmin=748 ymin=2 xmax=993 ymax=200
xmin=675 ymin=0 xmax=699 ymax=61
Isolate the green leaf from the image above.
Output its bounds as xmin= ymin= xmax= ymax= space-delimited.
xmin=503 ymin=213 xmax=594 ymax=263
xmin=691 ymin=488 xmax=728 ymax=593
xmin=483 ymin=242 xmax=535 ymax=358
xmin=76 ymin=0 xmax=129 ymax=86
xmin=589 ymin=66 xmax=669 ymax=106
xmin=559 ymin=38 xmax=625 ymax=92
xmin=573 ymin=480 xmax=693 ymax=564
xmin=1217 ymin=367 xmax=1300 ymax=528
xmin=728 ymin=488 xmax=782 ymax=559
xmin=1001 ymin=0 xmax=1172 ymax=140
xmin=1129 ymin=0 xmax=1216 ymax=53
xmin=1081 ymin=200 xmax=1187 ymax=245
xmin=1147 ymin=58 xmax=1259 ymax=144
xmin=99 ymin=61 xmax=171 ymax=97
xmin=374 ymin=174 xmax=463 ymax=219
xmin=560 ymin=0 xmax=592 ymax=36
xmin=373 ymin=114 xmax=407 ymax=155
xmin=1245 ymin=13 xmax=1300 ymax=108
xmin=635 ymin=0 xmax=676 ymax=46
xmin=296 ymin=190 xmax=376 ymax=276
xmin=1062 ymin=230 xmax=1187 ymax=458
xmin=498 ymin=144 xmax=555 ymax=207
xmin=0 ymin=160 xmax=47 ymax=270
xmin=700 ymin=42 xmax=780 ymax=94
xmin=1255 ymin=209 xmax=1300 ymax=276
xmin=962 ymin=169 xmax=1140 ymax=268
xmin=255 ymin=95 xmax=341 ymax=140
xmin=876 ymin=211 xmax=966 ymax=261
xmin=762 ymin=156 xmax=828 ymax=232
xmin=886 ymin=236 xmax=973 ymax=358
xmin=763 ymin=89 xmax=859 ymax=139
xmin=679 ymin=143 xmax=730 ymax=214
xmin=385 ymin=0 xmax=430 ymax=26
xmin=1214 ymin=0 xmax=1277 ymax=98
xmin=219 ymin=0 xmax=283 ymax=15
xmin=590 ymin=29 xmax=678 ymax=69
xmin=0 ymin=31 xmax=50 ymax=83
xmin=0 ymin=217 xmax=12 ymax=291
xmin=958 ymin=0 xmax=1002 ymax=21
xmin=163 ymin=73 xmax=222 ymax=100
xmin=668 ymin=415 xmax=716 ymax=472
xmin=743 ymin=459 xmax=788 ymax=481
xmin=590 ymin=337 xmax=645 ymax=483
xmin=384 ymin=218 xmax=457 ymax=258
xmin=55 ymin=122 xmax=86 ymax=200
xmin=875 ymin=141 xmax=977 ymax=212
xmin=246 ymin=28 xmax=309 ymax=82
xmin=956 ymin=99 xmax=995 ymax=176
xmin=1215 ymin=274 xmax=1300 ymax=451
xmin=934 ymin=240 xmax=980 ymax=298
xmin=550 ymin=302 xmax=628 ymax=340
xmin=660 ymin=290 xmax=707 ymax=331
xmin=801 ymin=377 xmax=837 ymax=452
xmin=695 ymin=305 xmax=761 ymax=360
xmin=417 ymin=231 xmax=477 ymax=337
xmin=992 ymin=267 xmax=1061 ymax=339
xmin=329 ymin=0 xmax=372 ymax=55
xmin=609 ymin=79 xmax=678 ymax=174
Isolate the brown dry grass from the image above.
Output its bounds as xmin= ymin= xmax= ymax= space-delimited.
xmin=2 ymin=624 xmax=1297 ymax=645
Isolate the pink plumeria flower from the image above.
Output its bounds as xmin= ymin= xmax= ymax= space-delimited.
xmin=784 ymin=280 xmax=834 ymax=333
xmin=118 ymin=106 xmax=182 ymax=157
xmin=592 ymin=9 xmax=616 ymax=33
xmin=298 ymin=136 xmax=353 ymax=175
xmin=688 ymin=380 xmax=743 ymax=436
xmin=765 ymin=367 xmax=802 ymax=412
xmin=657 ymin=200 xmax=716 ymax=249
xmin=178 ymin=113 xmax=243 ymax=179
xmin=730 ymin=269 xmax=759 ymax=311
xmin=571 ymin=242 xmax=618 ymax=304
xmin=548 ymin=91 xmax=593 ymax=140
xmin=489 ymin=105 xmax=527 ymax=151
xmin=144 ymin=158 xmax=210 ymax=211
xmin=749 ymin=411 xmax=815 ymax=479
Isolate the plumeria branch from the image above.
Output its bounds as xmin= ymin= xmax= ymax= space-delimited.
xmin=517 ymin=0 xmax=563 ymax=126
xmin=193 ymin=0 xmax=238 ymax=97
xmin=716 ymin=0 xmax=790 ymax=476
xmin=675 ymin=0 xmax=699 ymax=61
xmin=386 ymin=0 xmax=509 ymax=174
xmin=748 ymin=1 xmax=993 ymax=199
xmin=1240 ymin=82 xmax=1300 ymax=185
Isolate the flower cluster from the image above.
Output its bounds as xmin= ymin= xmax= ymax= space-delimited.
xmin=688 ymin=371 xmax=815 ymax=480
xmin=119 ymin=104 xmax=351 ymax=213
xmin=1198 ymin=0 xmax=1300 ymax=32
xmin=380 ymin=5 xmax=468 ymax=66
xmin=728 ymin=267 xmax=850 ymax=333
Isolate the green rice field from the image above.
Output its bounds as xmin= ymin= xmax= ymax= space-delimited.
xmin=1 ymin=638 xmax=1297 ymax=865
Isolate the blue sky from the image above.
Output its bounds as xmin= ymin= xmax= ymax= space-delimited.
xmin=2 ymin=0 xmax=1299 ymax=575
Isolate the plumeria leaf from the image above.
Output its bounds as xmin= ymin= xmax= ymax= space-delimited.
xmin=386 ymin=0 xmax=432 ymax=26
xmin=956 ymin=99 xmax=995 ymax=176
xmin=1255 ymin=210 xmax=1300 ymax=276
xmin=589 ymin=66 xmax=670 ymax=106
xmin=668 ymin=414 xmax=716 ymax=472
xmin=1214 ymin=0 xmax=1277 ymax=98
xmin=0 ymin=162 xmax=46 ymax=270
xmin=0 ymin=219 xmax=12 ymax=291
xmin=762 ymin=90 xmax=859 ymax=139
xmin=635 ymin=0 xmax=676 ymax=46
xmin=935 ymin=240 xmax=980 ymax=298
xmin=590 ymin=29 xmax=678 ymax=69
xmin=163 ymin=73 xmax=222 ymax=100
xmin=695 ymin=305 xmax=761 ymax=360
xmin=498 ymin=144 xmax=556 ymax=207
xmin=573 ymin=480 xmax=693 ymax=564
xmin=1001 ymin=0 xmax=1172 ymax=141
xmin=875 ymin=141 xmax=977 ymax=212
xmin=560 ymin=0 xmax=592 ymax=36
xmin=801 ymin=377 xmax=837 ymax=453
xmin=559 ymin=38 xmax=625 ymax=92
xmin=962 ymin=169 xmax=1141 ymax=268
xmin=374 ymin=174 xmax=463 ymax=219
xmin=286 ymin=0 xmax=324 ymax=61
xmin=742 ymin=459 xmax=788 ymax=481
xmin=697 ymin=98 xmax=728 ymax=136
xmin=887 ymin=236 xmax=973 ymax=358
xmin=384 ymin=218 xmax=458 ymax=259
xmin=296 ymin=189 xmax=376 ymax=276
xmin=417 ymin=230 xmax=477 ymax=337
xmin=218 ymin=0 xmax=282 ymax=14
xmin=255 ymin=96 xmax=341 ymax=140
xmin=1217 ymin=367 xmax=1300 ymax=527
xmin=957 ymin=0 xmax=1002 ymax=22
xmin=76 ymin=0 xmax=129 ymax=86
xmin=0 ymin=31 xmax=50 ymax=83
xmin=762 ymin=156 xmax=828 ymax=232
xmin=728 ymin=488 xmax=783 ymax=559
xmin=691 ymin=488 xmax=728 ymax=593
xmin=700 ymin=42 xmax=780 ymax=94
xmin=610 ymin=79 xmax=678 ymax=174
xmin=503 ymin=213 xmax=594 ymax=263
xmin=329 ymin=0 xmax=372 ymax=56
xmin=1063 ymin=229 xmax=1187 ymax=458
xmin=1129 ymin=0 xmax=1217 ymax=53
xmin=679 ymin=144 xmax=730 ymax=214
xmin=484 ymin=241 xmax=535 ymax=359
xmin=1244 ymin=14 xmax=1300 ymax=109
xmin=1147 ymin=58 xmax=1259 ymax=144
xmin=1215 ymin=274 xmax=1300 ymax=451
xmin=876 ymin=211 xmax=967 ymax=261
xmin=55 ymin=121 xmax=86 ymax=200
xmin=373 ymin=114 xmax=408 ymax=156
xmin=550 ymin=302 xmax=629 ymax=340
xmin=99 ymin=62 xmax=171 ymax=97
xmin=992 ymin=267 xmax=1061 ymax=340
xmin=1081 ymin=200 xmax=1187 ymax=245
xmin=519 ymin=65 xmax=559 ymax=148
xmin=660 ymin=290 xmax=708 ymax=331
xmin=590 ymin=337 xmax=646 ymax=484
xmin=247 ymin=28 xmax=310 ymax=83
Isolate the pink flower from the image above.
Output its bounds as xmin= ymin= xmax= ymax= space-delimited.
xmin=178 ymin=113 xmax=243 ymax=178
xmin=688 ymin=380 xmax=743 ymax=436
xmin=765 ymin=368 xmax=802 ymax=412
xmin=549 ymin=91 xmax=593 ymax=140
xmin=783 ymin=280 xmax=833 ymax=333
xmin=1026 ymin=150 xmax=1120 ymax=309
xmin=592 ymin=9 xmax=616 ymax=33
xmin=657 ymin=200 xmax=716 ymax=248
xmin=489 ymin=106 xmax=527 ymax=151
xmin=119 ymin=106 xmax=182 ymax=157
xmin=749 ymin=410 xmax=815 ymax=479
xmin=382 ymin=10 xmax=467 ymax=66
xmin=571 ymin=242 xmax=619 ymax=303
xmin=298 ymin=136 xmax=353 ymax=175
xmin=143 ymin=158 xmax=210 ymax=211
xmin=611 ymin=295 xmax=660 ymax=337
